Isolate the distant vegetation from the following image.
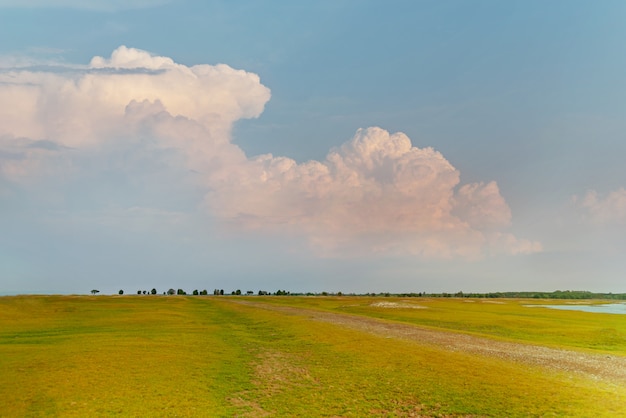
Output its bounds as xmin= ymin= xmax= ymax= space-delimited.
xmin=112 ymin=289 xmax=626 ymax=300
xmin=451 ymin=290 xmax=626 ymax=300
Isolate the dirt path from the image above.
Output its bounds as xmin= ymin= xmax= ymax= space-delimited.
xmin=233 ymin=300 xmax=626 ymax=385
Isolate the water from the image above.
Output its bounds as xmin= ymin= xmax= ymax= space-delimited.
xmin=525 ymin=303 xmax=626 ymax=315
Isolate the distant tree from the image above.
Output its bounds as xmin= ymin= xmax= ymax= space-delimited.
xmin=200 ymin=289 xmax=208 ymax=295
xmin=151 ymin=288 xmax=157 ymax=295
xmin=235 ymin=289 xmax=241 ymax=295
xmin=168 ymin=288 xmax=176 ymax=295
xmin=220 ymin=289 xmax=224 ymax=295
xmin=118 ymin=289 xmax=124 ymax=295
xmin=91 ymin=289 xmax=100 ymax=295
xmin=246 ymin=291 xmax=254 ymax=295
xmin=142 ymin=290 xmax=147 ymax=295
xmin=137 ymin=290 xmax=142 ymax=295
xmin=193 ymin=289 xmax=199 ymax=295
xmin=177 ymin=289 xmax=185 ymax=295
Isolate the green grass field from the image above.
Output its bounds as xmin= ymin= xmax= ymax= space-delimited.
xmin=253 ymin=296 xmax=626 ymax=353
xmin=1 ymin=295 xmax=625 ymax=417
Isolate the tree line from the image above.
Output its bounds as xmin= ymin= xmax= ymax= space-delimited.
xmin=94 ymin=289 xmax=626 ymax=300
xmin=110 ymin=288 xmax=288 ymax=296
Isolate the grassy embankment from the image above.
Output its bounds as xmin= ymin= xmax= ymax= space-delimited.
xmin=0 ymin=295 xmax=624 ymax=417
xmin=254 ymin=296 xmax=626 ymax=354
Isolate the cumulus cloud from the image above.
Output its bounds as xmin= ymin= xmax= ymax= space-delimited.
xmin=0 ymin=45 xmax=267 ymax=219
xmin=575 ymin=188 xmax=626 ymax=225
xmin=0 ymin=46 xmax=539 ymax=259
xmin=0 ymin=45 xmax=269 ymax=148
xmin=209 ymin=127 xmax=540 ymax=258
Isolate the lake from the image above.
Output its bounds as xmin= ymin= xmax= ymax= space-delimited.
xmin=525 ymin=303 xmax=626 ymax=315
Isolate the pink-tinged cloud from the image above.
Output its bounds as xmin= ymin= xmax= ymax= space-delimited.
xmin=575 ymin=188 xmax=626 ymax=224
xmin=0 ymin=46 xmax=540 ymax=259
xmin=209 ymin=127 xmax=541 ymax=258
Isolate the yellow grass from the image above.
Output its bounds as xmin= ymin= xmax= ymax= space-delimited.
xmin=1 ymin=295 xmax=624 ymax=417
xmin=254 ymin=296 xmax=626 ymax=353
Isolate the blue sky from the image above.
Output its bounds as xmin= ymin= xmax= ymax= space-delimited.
xmin=1 ymin=1 xmax=626 ymax=294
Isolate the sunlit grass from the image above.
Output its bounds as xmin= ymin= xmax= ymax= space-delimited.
xmin=1 ymin=295 xmax=624 ymax=416
xmin=252 ymin=296 xmax=626 ymax=354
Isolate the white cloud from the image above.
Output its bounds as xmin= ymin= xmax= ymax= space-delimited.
xmin=0 ymin=46 xmax=270 ymax=146
xmin=575 ymin=188 xmax=626 ymax=225
xmin=0 ymin=46 xmax=539 ymax=259
xmin=0 ymin=46 xmax=267 ymax=216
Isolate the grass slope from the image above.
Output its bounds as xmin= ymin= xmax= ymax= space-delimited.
xmin=253 ymin=296 xmax=626 ymax=353
xmin=1 ymin=295 xmax=624 ymax=417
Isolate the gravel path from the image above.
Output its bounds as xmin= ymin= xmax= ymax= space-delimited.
xmin=234 ymin=300 xmax=626 ymax=385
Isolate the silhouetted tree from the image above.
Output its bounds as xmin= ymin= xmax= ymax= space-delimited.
xmin=193 ymin=289 xmax=199 ymax=295
xmin=151 ymin=288 xmax=157 ymax=295
xmin=118 ymin=289 xmax=124 ymax=295
xmin=91 ymin=289 xmax=99 ymax=295
xmin=168 ymin=289 xmax=175 ymax=295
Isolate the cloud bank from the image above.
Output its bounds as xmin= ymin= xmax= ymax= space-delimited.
xmin=0 ymin=46 xmax=540 ymax=259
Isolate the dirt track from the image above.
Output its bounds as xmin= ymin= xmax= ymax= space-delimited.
xmin=234 ymin=300 xmax=626 ymax=385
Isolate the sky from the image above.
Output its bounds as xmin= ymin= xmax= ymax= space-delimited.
xmin=1 ymin=0 xmax=626 ymax=295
